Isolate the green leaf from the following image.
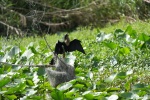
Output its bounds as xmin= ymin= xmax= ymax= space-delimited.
xmin=120 ymin=92 xmax=133 ymax=99
xmin=119 ymin=47 xmax=130 ymax=55
xmin=138 ymin=33 xmax=150 ymax=41
xmin=107 ymin=94 xmax=118 ymax=100
xmin=37 ymin=67 xmax=45 ymax=76
xmin=51 ymin=89 xmax=64 ymax=100
xmin=105 ymin=73 xmax=117 ymax=83
xmin=104 ymin=42 xmax=118 ymax=49
xmin=5 ymin=95 xmax=17 ymax=100
xmin=124 ymin=81 xmax=131 ymax=92
xmin=117 ymin=72 xmax=126 ymax=79
xmin=96 ymin=32 xmax=112 ymax=42
xmin=58 ymin=82 xmax=73 ymax=91
xmin=65 ymin=53 xmax=76 ymax=66
xmin=87 ymin=72 xmax=93 ymax=80
xmin=74 ymin=84 xmax=84 ymax=89
xmin=133 ymin=83 xmax=145 ymax=90
xmin=65 ymin=91 xmax=75 ymax=98
xmin=26 ymin=80 xmax=34 ymax=86
xmin=106 ymin=87 xmax=120 ymax=92
xmin=0 ymin=77 xmax=11 ymax=88
xmin=125 ymin=26 xmax=137 ymax=38
xmin=29 ymin=46 xmax=39 ymax=54
xmin=114 ymin=29 xmax=125 ymax=38
xmin=8 ymin=46 xmax=20 ymax=57
xmin=83 ymin=93 xmax=94 ymax=100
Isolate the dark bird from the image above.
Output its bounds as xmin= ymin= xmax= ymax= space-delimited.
xmin=50 ymin=34 xmax=85 ymax=65
xmin=55 ymin=34 xmax=85 ymax=55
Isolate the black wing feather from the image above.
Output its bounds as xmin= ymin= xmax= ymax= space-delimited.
xmin=68 ymin=39 xmax=85 ymax=54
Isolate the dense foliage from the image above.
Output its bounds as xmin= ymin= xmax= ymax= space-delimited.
xmin=0 ymin=26 xmax=150 ymax=99
xmin=0 ymin=0 xmax=149 ymax=36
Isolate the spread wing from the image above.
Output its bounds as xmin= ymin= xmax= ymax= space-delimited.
xmin=68 ymin=39 xmax=85 ymax=54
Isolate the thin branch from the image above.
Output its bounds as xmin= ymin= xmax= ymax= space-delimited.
xmin=0 ymin=62 xmax=55 ymax=67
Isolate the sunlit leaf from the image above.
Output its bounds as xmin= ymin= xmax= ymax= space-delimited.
xmin=119 ymin=47 xmax=130 ymax=55
xmin=106 ymin=87 xmax=120 ymax=92
xmin=74 ymin=84 xmax=84 ymax=89
xmin=65 ymin=53 xmax=76 ymax=66
xmin=26 ymin=80 xmax=34 ymax=86
xmin=126 ymin=69 xmax=133 ymax=75
xmin=105 ymin=73 xmax=117 ymax=83
xmin=5 ymin=95 xmax=17 ymax=99
xmin=125 ymin=26 xmax=137 ymax=38
xmin=83 ymin=93 xmax=94 ymax=100
xmin=87 ymin=72 xmax=93 ymax=80
xmin=96 ymin=32 xmax=113 ymax=42
xmin=114 ymin=29 xmax=125 ymax=38
xmin=104 ymin=42 xmax=118 ymax=49
xmin=29 ymin=46 xmax=39 ymax=54
xmin=58 ymin=82 xmax=72 ymax=91
xmin=106 ymin=94 xmax=118 ymax=100
xmin=26 ymin=89 xmax=37 ymax=96
xmin=15 ymin=49 xmax=34 ymax=64
xmin=0 ymin=77 xmax=11 ymax=88
xmin=110 ymin=57 xmax=118 ymax=66
xmin=65 ymin=91 xmax=75 ymax=98
xmin=138 ymin=33 xmax=150 ymax=42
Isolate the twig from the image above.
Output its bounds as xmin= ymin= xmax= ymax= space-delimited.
xmin=0 ymin=62 xmax=55 ymax=67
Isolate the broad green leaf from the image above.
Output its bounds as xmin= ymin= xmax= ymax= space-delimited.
xmin=0 ymin=67 xmax=4 ymax=74
xmin=58 ymin=82 xmax=72 ymax=91
xmin=125 ymin=26 xmax=137 ymax=38
xmin=83 ymin=93 xmax=94 ymax=100
xmin=0 ymin=91 xmax=7 ymax=94
xmin=65 ymin=53 xmax=76 ymax=66
xmin=0 ymin=77 xmax=11 ymax=88
xmin=74 ymin=84 xmax=84 ymax=89
xmin=126 ymin=69 xmax=133 ymax=75
xmin=138 ymin=33 xmax=150 ymax=41
xmin=106 ymin=87 xmax=120 ymax=92
xmin=107 ymin=94 xmax=118 ymax=100
xmin=119 ymin=47 xmax=130 ymax=55
xmin=65 ymin=91 xmax=75 ymax=98
xmin=15 ymin=49 xmax=34 ymax=64
xmin=120 ymin=92 xmax=133 ymax=99
xmin=87 ymin=72 xmax=93 ymax=80
xmin=5 ymin=95 xmax=17 ymax=99
xmin=124 ymin=81 xmax=131 ymax=92
xmin=96 ymin=32 xmax=112 ymax=42
xmin=105 ymin=73 xmax=117 ymax=83
xmin=26 ymin=80 xmax=34 ymax=86
xmin=51 ymin=89 xmax=64 ymax=100
xmin=104 ymin=42 xmax=118 ymax=49
xmin=17 ymin=83 xmax=26 ymax=92
xmin=117 ymin=72 xmax=126 ymax=79
xmin=26 ymin=89 xmax=37 ymax=96
xmin=37 ymin=67 xmax=45 ymax=76
xmin=133 ymin=83 xmax=145 ymax=90
xmin=1 ymin=46 xmax=20 ymax=62
xmin=29 ymin=46 xmax=39 ymax=54
xmin=110 ymin=57 xmax=118 ymax=66
xmin=114 ymin=29 xmax=125 ymax=38
xmin=8 ymin=46 xmax=20 ymax=57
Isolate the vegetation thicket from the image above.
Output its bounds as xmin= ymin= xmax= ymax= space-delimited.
xmin=0 ymin=0 xmax=150 ymax=100
xmin=0 ymin=0 xmax=150 ymax=36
